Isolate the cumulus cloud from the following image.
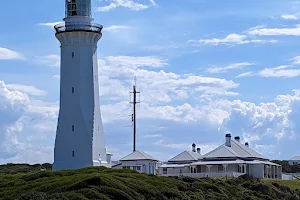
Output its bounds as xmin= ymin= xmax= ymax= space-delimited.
xmin=97 ymin=0 xmax=155 ymax=11
xmin=0 ymin=80 xmax=58 ymax=164
xmin=98 ymin=56 xmax=239 ymax=106
xmin=189 ymin=33 xmax=276 ymax=46
xmin=6 ymin=84 xmax=47 ymax=97
xmin=221 ymin=91 xmax=300 ymax=141
xmin=0 ymin=47 xmax=24 ymax=60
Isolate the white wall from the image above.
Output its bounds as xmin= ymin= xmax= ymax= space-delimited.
xmin=158 ymin=167 xmax=189 ymax=175
xmin=53 ymin=29 xmax=106 ymax=170
xmin=120 ymin=160 xmax=158 ymax=175
xmin=250 ymin=164 xmax=264 ymax=178
xmin=289 ymin=160 xmax=300 ymax=165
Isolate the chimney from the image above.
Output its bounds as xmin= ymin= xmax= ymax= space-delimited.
xmin=245 ymin=142 xmax=249 ymax=147
xmin=234 ymin=136 xmax=240 ymax=143
xmin=192 ymin=143 xmax=196 ymax=152
xmin=225 ymin=133 xmax=231 ymax=147
xmin=197 ymin=148 xmax=201 ymax=154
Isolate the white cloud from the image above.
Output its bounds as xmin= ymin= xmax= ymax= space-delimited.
xmin=0 ymin=47 xmax=24 ymax=60
xmin=235 ymin=71 xmax=253 ymax=78
xmin=104 ymin=25 xmax=131 ymax=32
xmin=98 ymin=56 xmax=239 ymax=107
xmin=97 ymin=0 xmax=155 ymax=11
xmin=207 ymin=62 xmax=253 ymax=74
xmin=258 ymin=65 xmax=300 ymax=78
xmin=104 ymin=55 xmax=168 ymax=68
xmin=189 ymin=33 xmax=276 ymax=46
xmin=221 ymin=91 xmax=300 ymax=143
xmin=35 ymin=54 xmax=60 ymax=67
xmin=38 ymin=21 xmax=63 ymax=28
xmin=281 ymin=14 xmax=298 ymax=20
xmin=143 ymin=134 xmax=161 ymax=138
xmin=248 ymin=25 xmax=300 ymax=36
xmin=0 ymin=80 xmax=58 ymax=164
xmin=6 ymin=84 xmax=47 ymax=97
xmin=290 ymin=56 xmax=300 ymax=65
xmin=0 ymin=73 xmax=299 ymax=163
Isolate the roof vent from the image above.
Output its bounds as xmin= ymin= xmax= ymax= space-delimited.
xmin=192 ymin=143 xmax=196 ymax=152
xmin=225 ymin=133 xmax=231 ymax=147
xmin=196 ymin=148 xmax=201 ymax=154
xmin=245 ymin=142 xmax=249 ymax=147
xmin=234 ymin=136 xmax=240 ymax=142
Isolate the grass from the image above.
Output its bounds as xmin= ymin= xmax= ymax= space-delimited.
xmin=262 ymin=179 xmax=300 ymax=190
xmin=0 ymin=167 xmax=300 ymax=200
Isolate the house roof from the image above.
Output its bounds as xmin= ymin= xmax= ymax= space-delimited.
xmin=190 ymin=160 xmax=280 ymax=166
xmin=168 ymin=151 xmax=202 ymax=162
xmin=203 ymin=139 xmax=267 ymax=160
xmin=120 ymin=150 xmax=158 ymax=161
xmin=290 ymin=156 xmax=300 ymax=161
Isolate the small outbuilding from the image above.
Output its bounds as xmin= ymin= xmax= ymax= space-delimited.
xmin=112 ymin=150 xmax=158 ymax=175
xmin=289 ymin=156 xmax=300 ymax=165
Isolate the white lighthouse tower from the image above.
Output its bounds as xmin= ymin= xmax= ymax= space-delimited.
xmin=53 ymin=0 xmax=110 ymax=170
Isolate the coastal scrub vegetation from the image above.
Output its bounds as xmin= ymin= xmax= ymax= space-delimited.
xmin=0 ymin=166 xmax=299 ymax=200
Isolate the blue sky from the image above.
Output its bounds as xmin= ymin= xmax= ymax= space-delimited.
xmin=0 ymin=0 xmax=300 ymax=163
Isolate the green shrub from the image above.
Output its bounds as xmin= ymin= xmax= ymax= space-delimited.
xmin=0 ymin=166 xmax=299 ymax=200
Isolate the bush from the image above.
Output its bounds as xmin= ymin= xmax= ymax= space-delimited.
xmin=0 ymin=166 xmax=299 ymax=200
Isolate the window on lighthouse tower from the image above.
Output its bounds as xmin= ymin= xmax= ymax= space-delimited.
xmin=66 ymin=0 xmax=91 ymax=17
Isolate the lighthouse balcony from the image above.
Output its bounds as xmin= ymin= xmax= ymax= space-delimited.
xmin=54 ymin=22 xmax=103 ymax=34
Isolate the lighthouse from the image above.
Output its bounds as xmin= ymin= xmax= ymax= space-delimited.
xmin=53 ymin=0 xmax=110 ymax=170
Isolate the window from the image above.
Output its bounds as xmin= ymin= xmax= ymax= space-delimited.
xmin=72 ymin=151 xmax=75 ymax=157
xmin=72 ymin=52 xmax=74 ymax=58
xmin=72 ymin=87 xmax=75 ymax=93
xmin=163 ymin=168 xmax=167 ymax=174
xmin=137 ymin=166 xmax=141 ymax=171
xmin=133 ymin=166 xmax=137 ymax=171
xmin=66 ymin=0 xmax=91 ymax=17
xmin=72 ymin=125 xmax=75 ymax=131
xmin=218 ymin=165 xmax=224 ymax=172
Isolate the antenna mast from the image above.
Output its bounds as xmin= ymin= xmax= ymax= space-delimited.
xmin=130 ymin=77 xmax=140 ymax=152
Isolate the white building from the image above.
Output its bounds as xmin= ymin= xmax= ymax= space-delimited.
xmin=159 ymin=134 xmax=282 ymax=179
xmin=112 ymin=151 xmax=158 ymax=175
xmin=53 ymin=0 xmax=110 ymax=170
xmin=289 ymin=156 xmax=300 ymax=165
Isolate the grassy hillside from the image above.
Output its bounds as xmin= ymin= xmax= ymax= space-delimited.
xmin=0 ymin=167 xmax=300 ymax=200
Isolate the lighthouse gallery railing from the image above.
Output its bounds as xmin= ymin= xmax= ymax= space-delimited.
xmin=54 ymin=22 xmax=103 ymax=34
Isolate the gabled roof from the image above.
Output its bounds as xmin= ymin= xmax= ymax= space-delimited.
xmin=203 ymin=139 xmax=267 ymax=160
xmin=168 ymin=151 xmax=202 ymax=162
xmin=120 ymin=150 xmax=158 ymax=161
xmin=290 ymin=156 xmax=300 ymax=161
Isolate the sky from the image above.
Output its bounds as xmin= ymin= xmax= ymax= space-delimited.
xmin=0 ymin=0 xmax=300 ymax=164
